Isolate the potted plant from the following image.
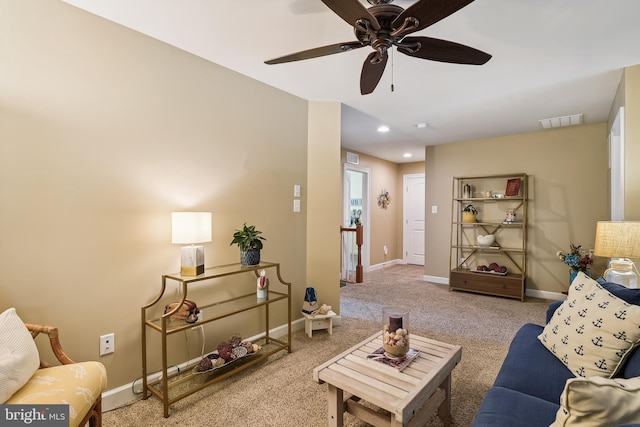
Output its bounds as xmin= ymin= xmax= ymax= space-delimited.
xmin=230 ymin=223 xmax=266 ymax=265
xmin=462 ymin=204 xmax=478 ymax=223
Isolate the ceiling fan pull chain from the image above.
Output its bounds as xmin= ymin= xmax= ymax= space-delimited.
xmin=391 ymin=47 xmax=395 ymax=92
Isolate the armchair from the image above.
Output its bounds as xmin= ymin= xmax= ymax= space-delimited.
xmin=1 ymin=308 xmax=107 ymax=427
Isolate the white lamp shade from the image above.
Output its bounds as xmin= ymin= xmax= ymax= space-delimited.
xmin=594 ymin=221 xmax=640 ymax=258
xmin=171 ymin=212 xmax=212 ymax=244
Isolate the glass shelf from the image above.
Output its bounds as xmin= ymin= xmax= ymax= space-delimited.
xmin=146 ymin=291 xmax=288 ymax=334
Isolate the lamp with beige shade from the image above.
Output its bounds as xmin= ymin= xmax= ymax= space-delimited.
xmin=594 ymin=221 xmax=640 ymax=288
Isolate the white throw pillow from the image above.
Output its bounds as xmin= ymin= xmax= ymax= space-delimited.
xmin=538 ymin=272 xmax=640 ymax=378
xmin=0 ymin=308 xmax=41 ymax=403
xmin=551 ymin=376 xmax=640 ymax=426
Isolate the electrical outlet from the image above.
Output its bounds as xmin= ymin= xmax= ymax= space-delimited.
xmin=100 ymin=333 xmax=115 ymax=356
xmin=384 ymin=245 xmax=388 ymax=255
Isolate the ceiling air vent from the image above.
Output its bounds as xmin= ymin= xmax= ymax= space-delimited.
xmin=346 ymin=152 xmax=359 ymax=165
xmin=538 ymin=114 xmax=583 ymax=129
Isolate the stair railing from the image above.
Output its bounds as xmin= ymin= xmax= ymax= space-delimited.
xmin=340 ymin=224 xmax=363 ymax=284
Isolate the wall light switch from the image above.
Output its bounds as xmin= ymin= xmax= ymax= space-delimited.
xmin=294 ymin=184 xmax=301 ymax=198
xmin=293 ymin=199 xmax=301 ymax=212
xmin=431 ymin=206 xmax=438 ymax=214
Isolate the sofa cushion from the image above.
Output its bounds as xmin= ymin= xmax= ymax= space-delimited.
xmin=597 ymin=277 xmax=640 ymax=305
xmin=538 ymin=272 xmax=640 ymax=378
xmin=493 ymin=323 xmax=575 ymax=403
xmin=0 ymin=308 xmax=40 ymax=403
xmin=471 ymin=386 xmax=559 ymax=427
xmin=621 ymin=348 xmax=640 ymax=378
xmin=550 ymin=376 xmax=640 ymax=426
xmin=5 ymin=361 xmax=107 ymax=427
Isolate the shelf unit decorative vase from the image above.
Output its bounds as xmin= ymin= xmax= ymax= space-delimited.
xmin=141 ymin=261 xmax=291 ymax=417
xmin=449 ymin=174 xmax=528 ymax=301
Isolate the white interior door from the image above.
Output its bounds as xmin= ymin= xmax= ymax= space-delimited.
xmin=403 ymin=173 xmax=425 ymax=265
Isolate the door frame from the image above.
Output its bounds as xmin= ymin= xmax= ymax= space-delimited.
xmin=610 ymin=107 xmax=625 ymax=220
xmin=343 ymin=164 xmax=371 ymax=272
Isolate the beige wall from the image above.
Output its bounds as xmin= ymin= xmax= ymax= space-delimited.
xmin=622 ymin=65 xmax=640 ymax=220
xmin=307 ymin=102 xmax=342 ymax=312
xmin=425 ymin=124 xmax=609 ymax=294
xmin=0 ymin=0 xmax=340 ymax=393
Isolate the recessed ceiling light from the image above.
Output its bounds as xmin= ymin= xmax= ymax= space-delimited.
xmin=377 ymin=125 xmax=390 ymax=133
xmin=416 ymin=122 xmax=428 ymax=129
xmin=403 ymin=153 xmax=412 ymax=158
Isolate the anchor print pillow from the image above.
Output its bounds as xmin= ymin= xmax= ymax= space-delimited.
xmin=538 ymin=272 xmax=640 ymax=378
xmin=550 ymin=376 xmax=640 ymax=426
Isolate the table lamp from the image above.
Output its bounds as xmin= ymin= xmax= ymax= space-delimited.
xmin=593 ymin=221 xmax=640 ymax=288
xmin=171 ymin=212 xmax=212 ymax=276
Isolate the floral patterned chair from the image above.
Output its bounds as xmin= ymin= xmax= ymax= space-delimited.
xmin=1 ymin=308 xmax=107 ymax=427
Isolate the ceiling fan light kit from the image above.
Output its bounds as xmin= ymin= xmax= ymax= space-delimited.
xmin=265 ymin=0 xmax=491 ymax=95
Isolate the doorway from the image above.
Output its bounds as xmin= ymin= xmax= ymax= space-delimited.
xmin=344 ymin=165 xmax=370 ymax=271
xmin=403 ymin=173 xmax=425 ymax=265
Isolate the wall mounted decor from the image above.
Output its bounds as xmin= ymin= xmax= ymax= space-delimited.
xmin=377 ymin=189 xmax=391 ymax=209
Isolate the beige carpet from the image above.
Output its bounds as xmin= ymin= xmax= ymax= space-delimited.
xmin=104 ymin=265 xmax=552 ymax=426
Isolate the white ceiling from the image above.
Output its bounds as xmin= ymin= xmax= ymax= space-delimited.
xmin=62 ymin=0 xmax=640 ymax=163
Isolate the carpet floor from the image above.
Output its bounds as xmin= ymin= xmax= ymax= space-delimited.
xmin=104 ymin=264 xmax=552 ymax=426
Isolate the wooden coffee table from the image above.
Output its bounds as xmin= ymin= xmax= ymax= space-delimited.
xmin=313 ymin=332 xmax=462 ymax=426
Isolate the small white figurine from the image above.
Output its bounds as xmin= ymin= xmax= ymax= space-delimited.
xmin=505 ymin=209 xmax=516 ymax=223
xmin=257 ymin=269 xmax=269 ymax=299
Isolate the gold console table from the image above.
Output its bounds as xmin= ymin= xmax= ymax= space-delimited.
xmin=141 ymin=261 xmax=291 ymax=417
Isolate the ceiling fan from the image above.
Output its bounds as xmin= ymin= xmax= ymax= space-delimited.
xmin=265 ymin=0 xmax=491 ymax=95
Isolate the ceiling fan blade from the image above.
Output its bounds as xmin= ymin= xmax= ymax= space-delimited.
xmin=321 ymin=0 xmax=381 ymax=31
xmin=393 ymin=0 xmax=475 ymax=34
xmin=360 ymin=51 xmax=388 ymax=95
xmin=265 ymin=41 xmax=366 ymax=65
xmin=398 ymin=36 xmax=491 ymax=65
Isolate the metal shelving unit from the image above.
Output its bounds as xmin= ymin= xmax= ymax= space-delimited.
xmin=449 ymin=174 xmax=528 ymax=301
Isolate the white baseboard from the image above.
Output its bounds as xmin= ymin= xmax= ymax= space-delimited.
xmin=424 ymin=275 xmax=448 ymax=284
xmin=424 ymin=275 xmax=565 ymax=301
xmin=102 ymin=317 xmax=306 ymax=412
xmin=526 ymin=289 xmax=566 ymax=301
xmin=368 ymin=259 xmax=403 ymax=271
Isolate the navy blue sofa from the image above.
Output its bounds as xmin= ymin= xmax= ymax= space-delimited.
xmin=473 ymin=282 xmax=640 ymax=427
